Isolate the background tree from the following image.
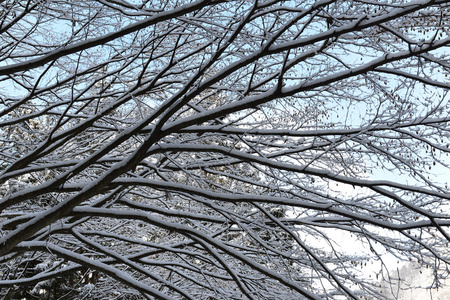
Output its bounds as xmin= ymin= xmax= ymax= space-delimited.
xmin=1 ymin=0 xmax=450 ymax=299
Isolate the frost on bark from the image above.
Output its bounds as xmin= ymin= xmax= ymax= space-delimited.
xmin=1 ymin=0 xmax=450 ymax=299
